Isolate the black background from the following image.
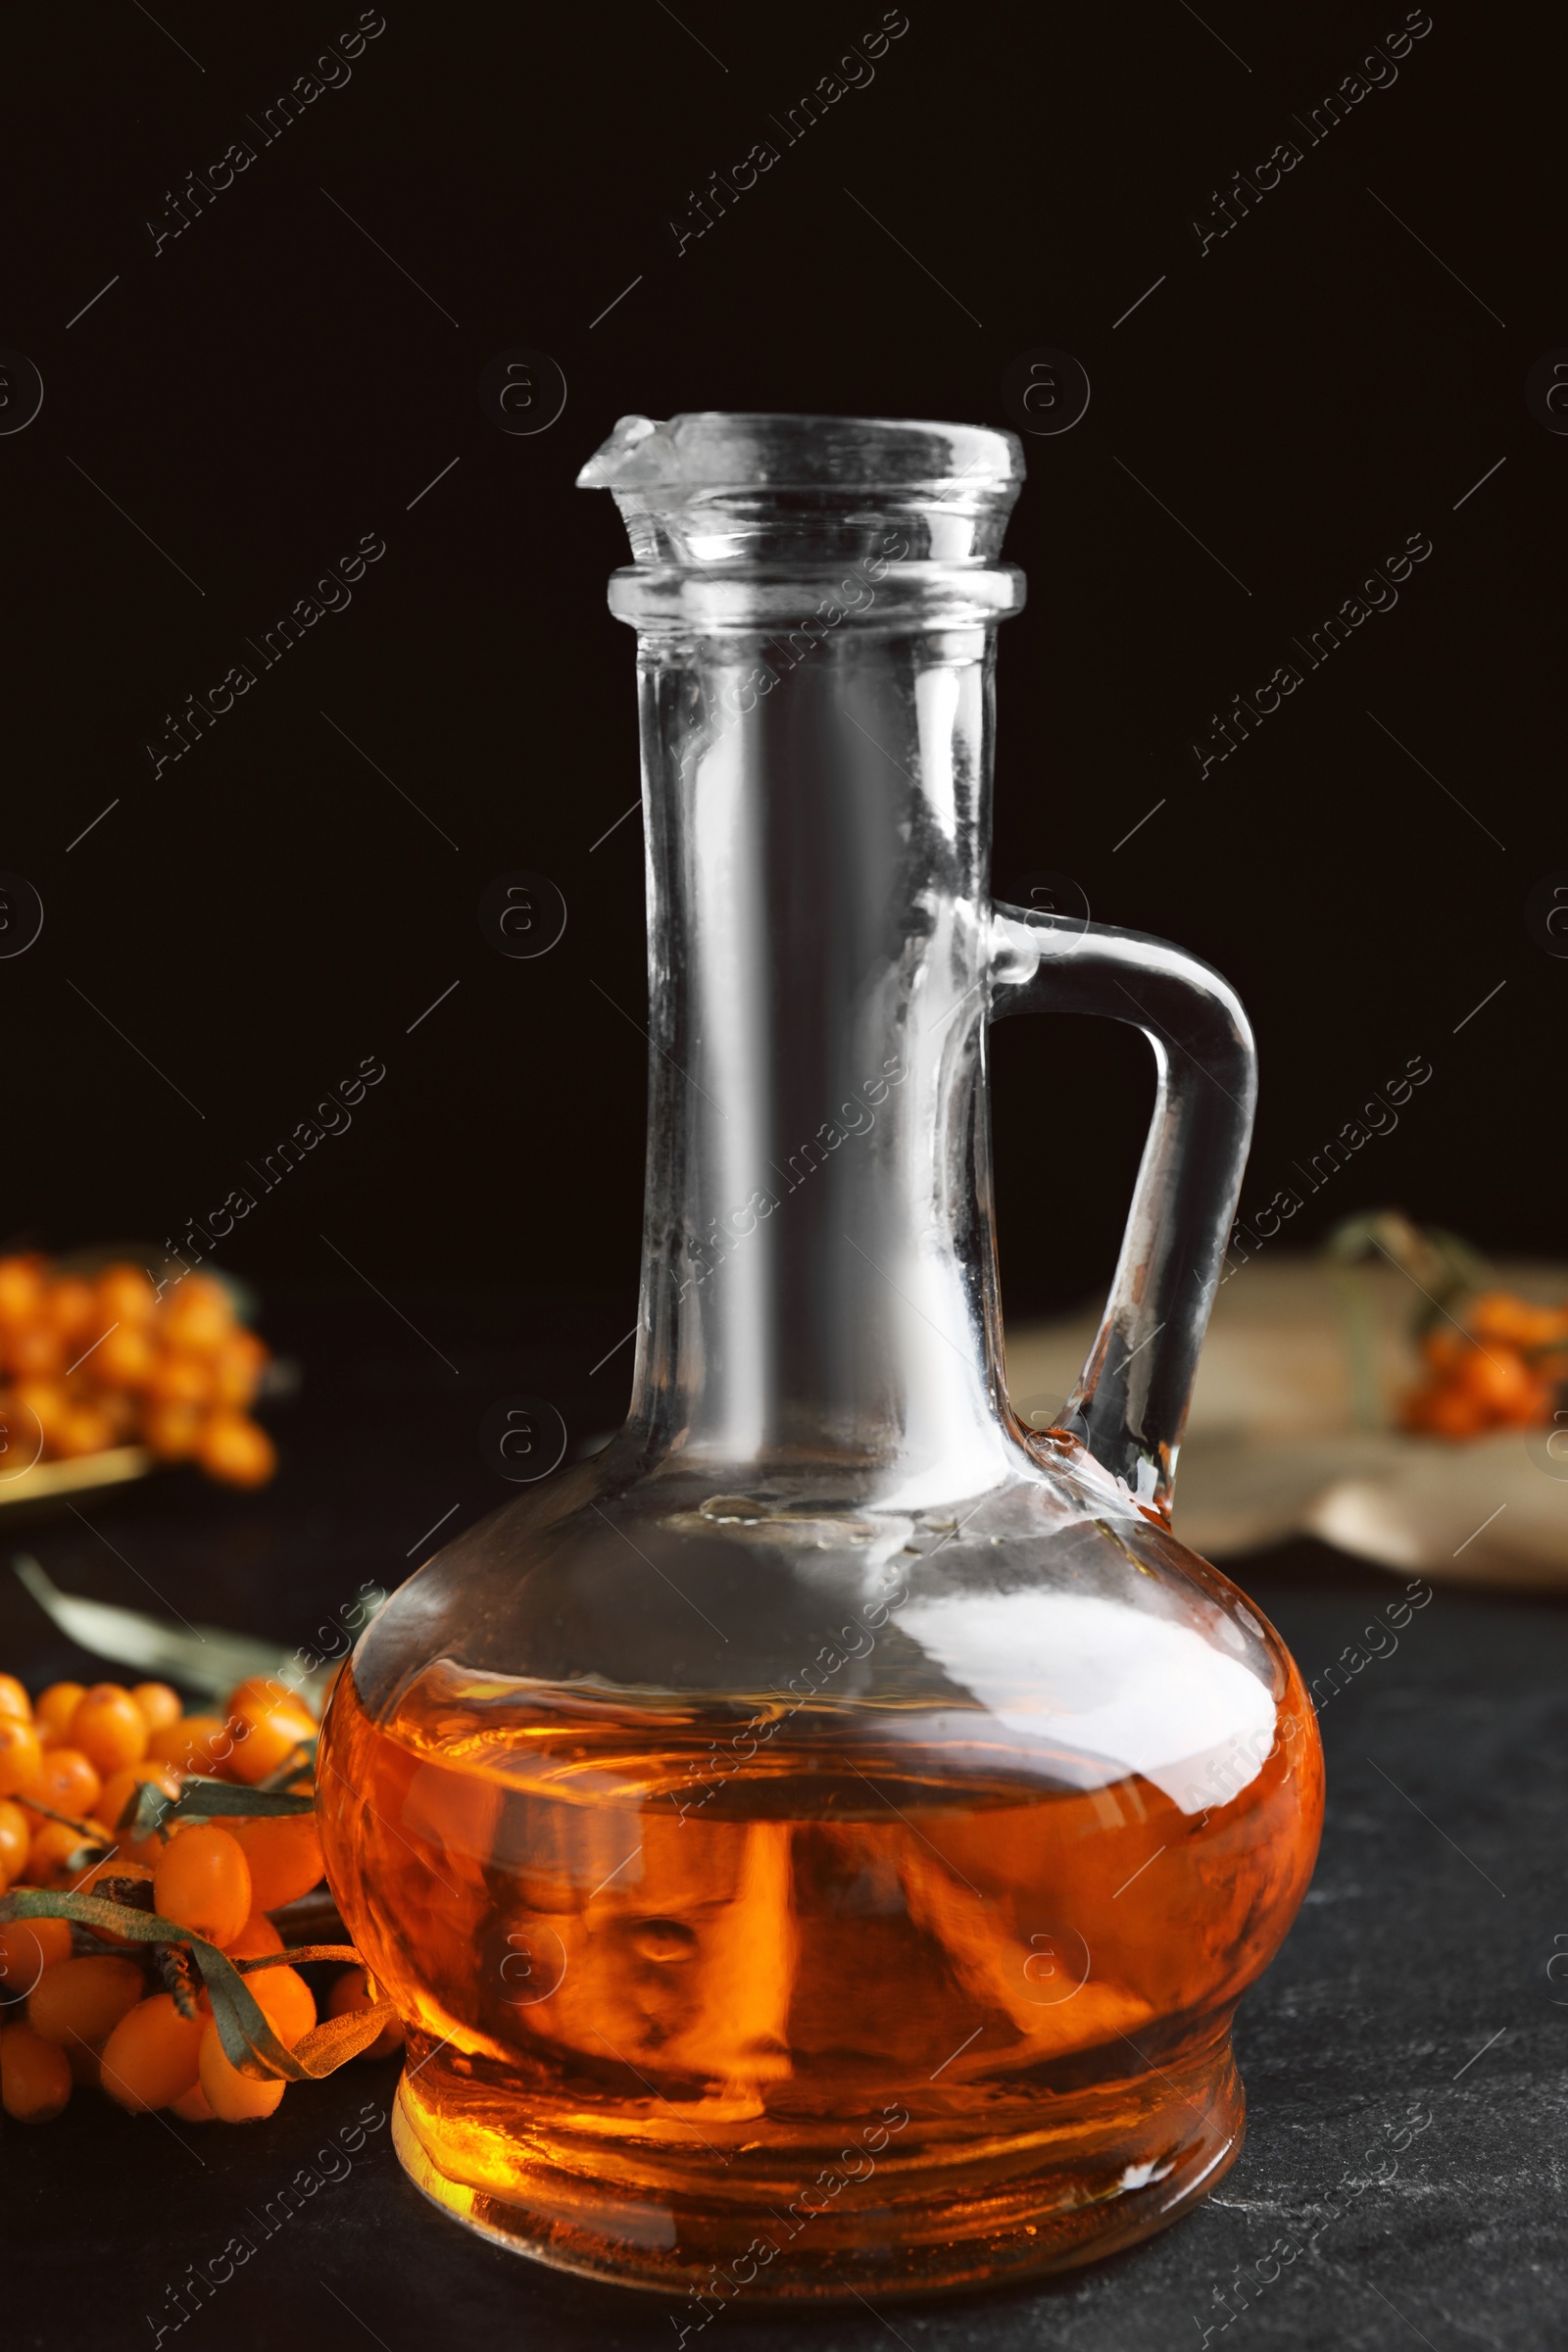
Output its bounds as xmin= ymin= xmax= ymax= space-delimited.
xmin=5 ymin=10 xmax=1567 ymax=2341
xmin=3 ymin=0 xmax=1560 ymax=1365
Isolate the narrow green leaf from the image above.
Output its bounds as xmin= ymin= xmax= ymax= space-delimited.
xmin=0 ymin=1889 xmax=302 ymax=2079
xmin=199 ymin=1948 xmax=308 ymax=2082
xmin=123 ymin=1782 xmax=178 ymax=1839
xmin=122 ymin=1773 xmax=315 ymax=1844
xmin=235 ymin=1945 xmax=362 ymax=1972
xmin=0 ymin=1889 xmax=386 ymax=2083
xmin=11 ymin=1553 xmax=334 ymax=1707
xmin=291 ymin=2002 xmax=399 ymax=2070
xmin=166 ymin=1776 xmax=316 ymax=1819
xmin=20 ymin=1794 xmax=103 ymax=1840
xmin=0 ymin=1886 xmax=176 ymax=1937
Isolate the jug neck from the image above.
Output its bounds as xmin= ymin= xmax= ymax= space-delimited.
xmin=623 ymin=633 xmax=1031 ymax=1498
xmin=582 ymin=415 xmax=1028 ymax=1500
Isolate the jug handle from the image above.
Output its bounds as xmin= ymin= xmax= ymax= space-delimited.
xmin=988 ymin=906 xmax=1257 ymax=1520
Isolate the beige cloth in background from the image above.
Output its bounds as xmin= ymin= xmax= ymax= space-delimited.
xmin=1004 ymin=1259 xmax=1568 ymax=1589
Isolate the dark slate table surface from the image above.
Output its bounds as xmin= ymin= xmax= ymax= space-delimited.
xmin=5 ymin=1293 xmax=1565 ymax=2351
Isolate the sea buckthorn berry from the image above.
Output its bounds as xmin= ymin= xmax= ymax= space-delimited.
xmin=0 ymin=1253 xmax=47 ymax=1325
xmin=1402 ymin=1382 xmax=1478 ymax=1438
xmin=69 ymin=1685 xmax=149 ymax=1776
xmin=53 ymin=1402 xmax=118 ymax=1459
xmin=0 ymin=1797 xmax=31 ymax=1883
xmin=122 ymin=1824 xmax=173 ymax=1870
xmin=226 ymin=1911 xmax=284 ymax=1960
xmin=0 ymin=1717 xmax=43 ymax=1800
xmin=326 ymin=1965 xmax=404 ymax=2058
xmin=129 ymin=1683 xmax=182 ymax=1735
xmin=47 ymin=1278 xmax=99 ymax=1345
xmin=1469 ymin=1291 xmax=1545 ymax=1345
xmin=0 ymin=1912 xmax=74 ymax=1994
xmin=197 ymin=1412 xmax=277 ymax=1489
xmin=7 ymin=1376 xmax=67 ymax=1457
xmin=171 ymin=2078 xmax=216 ymax=2121
xmin=93 ymin=1324 xmax=157 ymax=1390
xmin=161 ymin=1276 xmax=235 ymax=1349
xmin=248 ymin=1963 xmax=315 ymax=2048
xmin=223 ymin=1679 xmax=315 ymax=1786
xmin=225 ymin=1810 xmax=323 ymax=1910
xmin=98 ymin=1759 xmax=182 ymax=1836
xmin=7 ymin=1324 xmax=66 ymax=1382
xmin=0 ymin=1673 xmax=31 ymax=1722
xmin=97 ymin=1263 xmax=159 ymax=1328
xmin=213 ymin=1332 xmax=266 ymax=1409
xmin=97 ymin=1390 xmax=141 ymax=1442
xmin=225 ymin=1673 xmax=315 ymax=1724
xmin=148 ymin=1353 xmax=216 ymax=1410
xmin=28 ymin=1954 xmax=146 ymax=2047
xmin=27 ymin=1745 xmax=102 ymax=1824
xmin=74 ymin=1858 xmax=155 ymax=1940
xmin=1 ymin=2018 xmax=73 ymax=2122
xmin=25 ymin=1820 xmax=101 ymax=1887
xmin=146 ymin=1714 xmax=232 ymax=1779
xmin=75 ymin=1855 xmax=154 ymax=1899
xmin=197 ymin=2018 xmax=285 ymax=2121
xmin=143 ymin=1399 xmax=205 ymax=1461
xmin=1419 ymin=1326 xmax=1465 ymax=1373
xmin=99 ymin=1993 xmax=206 ymax=2112
xmin=1457 ymin=1346 xmax=1537 ymax=1415
xmin=154 ymin=1824 xmax=251 ymax=1947
xmin=33 ymin=1682 xmax=86 ymax=1741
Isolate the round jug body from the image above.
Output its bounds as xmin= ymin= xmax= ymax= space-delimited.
xmin=319 ymin=1435 xmax=1322 ymax=2298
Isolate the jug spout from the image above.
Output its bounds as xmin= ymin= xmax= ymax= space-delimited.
xmin=578 ymin=409 xmax=1026 ymax=569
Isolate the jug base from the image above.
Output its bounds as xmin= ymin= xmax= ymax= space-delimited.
xmin=389 ymin=2039 xmax=1244 ymax=2301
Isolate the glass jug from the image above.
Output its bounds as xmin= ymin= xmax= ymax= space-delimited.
xmin=318 ymin=413 xmax=1323 ymax=2302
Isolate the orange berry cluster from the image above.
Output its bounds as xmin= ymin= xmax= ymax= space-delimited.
xmin=1401 ymin=1289 xmax=1568 ymax=1439
xmin=0 ymin=1255 xmax=275 ymax=1486
xmin=0 ymin=1670 xmax=400 ymax=2125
